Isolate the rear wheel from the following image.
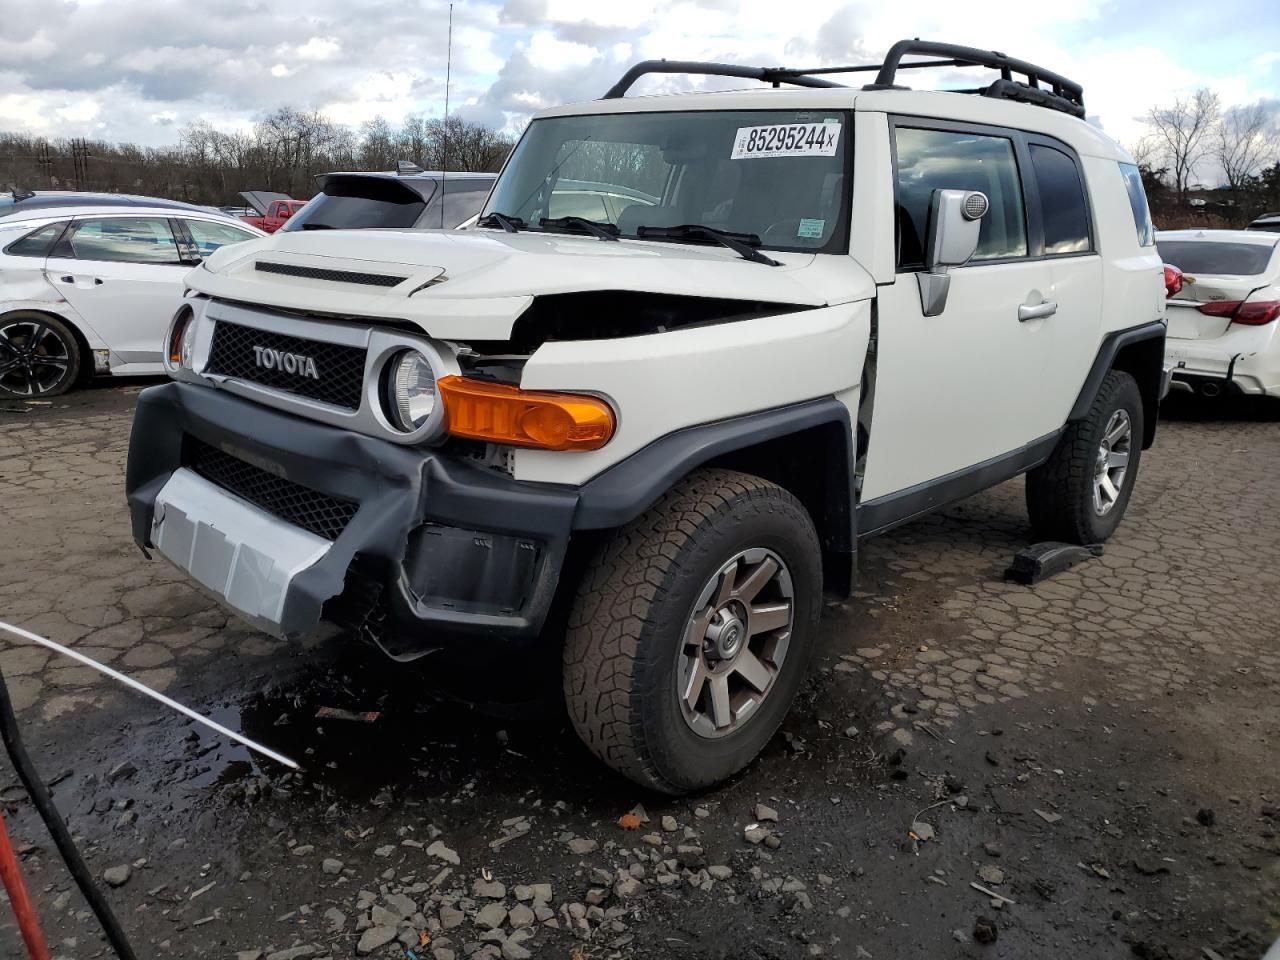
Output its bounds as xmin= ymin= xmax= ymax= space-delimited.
xmin=0 ymin=312 xmax=81 ymax=398
xmin=1026 ymin=370 xmax=1143 ymax=543
xmin=563 ymin=469 xmax=822 ymax=794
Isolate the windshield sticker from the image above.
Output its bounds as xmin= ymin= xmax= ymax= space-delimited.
xmin=731 ymin=122 xmax=841 ymax=160
xmin=797 ymin=218 xmax=825 ymax=239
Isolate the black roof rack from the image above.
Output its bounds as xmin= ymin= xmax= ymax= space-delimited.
xmin=602 ymin=39 xmax=1085 ymax=119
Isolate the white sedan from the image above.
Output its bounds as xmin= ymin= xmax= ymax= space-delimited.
xmin=1157 ymin=229 xmax=1280 ymax=399
xmin=0 ymin=192 xmax=265 ymax=398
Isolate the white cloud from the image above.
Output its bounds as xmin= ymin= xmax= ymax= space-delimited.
xmin=297 ymin=37 xmax=342 ymax=60
xmin=526 ymin=30 xmax=599 ymax=69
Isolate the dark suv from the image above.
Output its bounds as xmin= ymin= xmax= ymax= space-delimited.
xmin=282 ymin=163 xmax=496 ymax=232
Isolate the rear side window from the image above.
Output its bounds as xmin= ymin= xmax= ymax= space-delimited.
xmin=1119 ymin=163 xmax=1154 ymax=247
xmin=182 ymin=219 xmax=257 ymax=257
xmin=4 ymin=221 xmax=65 ymax=257
xmin=1155 ymin=240 xmax=1276 ymax=276
xmin=420 ymin=180 xmax=493 ymax=229
xmin=67 ymin=217 xmax=181 ymax=264
xmin=1030 ymin=145 xmax=1090 ymax=254
xmin=284 ymin=177 xmax=426 ymax=231
xmin=894 ymin=126 xmax=1027 ymax=268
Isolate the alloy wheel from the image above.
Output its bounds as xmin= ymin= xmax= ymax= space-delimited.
xmin=1093 ymin=409 xmax=1132 ymax=516
xmin=676 ymin=547 xmax=794 ymax=739
xmin=0 ymin=319 xmax=73 ymax=396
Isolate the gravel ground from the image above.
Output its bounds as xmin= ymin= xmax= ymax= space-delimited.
xmin=0 ymin=383 xmax=1277 ymax=960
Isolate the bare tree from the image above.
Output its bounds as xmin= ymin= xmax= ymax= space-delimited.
xmin=1215 ymin=102 xmax=1278 ymax=196
xmin=0 ymin=109 xmax=514 ymax=205
xmin=1147 ymin=88 xmax=1220 ymax=201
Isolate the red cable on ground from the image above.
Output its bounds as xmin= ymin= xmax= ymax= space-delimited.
xmin=0 ymin=812 xmax=50 ymax=960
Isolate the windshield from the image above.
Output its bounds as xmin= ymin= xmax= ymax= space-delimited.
xmin=482 ymin=109 xmax=850 ymax=253
xmin=1156 ymin=239 xmax=1277 ymax=276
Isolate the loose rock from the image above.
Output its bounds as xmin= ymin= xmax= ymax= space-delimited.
xmin=475 ymin=902 xmax=508 ymax=930
xmin=356 ymin=926 xmax=397 ymax=955
xmin=974 ymin=916 xmax=998 ymax=944
xmin=426 ymin=841 xmax=460 ymax=865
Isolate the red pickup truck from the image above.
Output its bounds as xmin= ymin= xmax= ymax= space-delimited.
xmin=238 ymin=192 xmax=307 ymax=233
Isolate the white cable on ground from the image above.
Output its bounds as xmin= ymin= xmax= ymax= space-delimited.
xmin=0 ymin=619 xmax=299 ymax=770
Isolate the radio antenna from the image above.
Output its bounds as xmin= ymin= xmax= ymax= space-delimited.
xmin=441 ymin=1 xmax=453 ymax=228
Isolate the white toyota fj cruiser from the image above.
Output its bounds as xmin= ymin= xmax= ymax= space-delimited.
xmin=127 ymin=41 xmax=1169 ymax=793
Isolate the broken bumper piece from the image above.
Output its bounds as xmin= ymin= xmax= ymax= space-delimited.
xmin=125 ymin=382 xmax=579 ymax=658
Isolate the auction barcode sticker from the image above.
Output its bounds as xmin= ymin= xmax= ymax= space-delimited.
xmin=731 ymin=122 xmax=841 ymax=159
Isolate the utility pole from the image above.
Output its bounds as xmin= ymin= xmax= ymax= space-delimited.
xmin=36 ymin=141 xmax=54 ymax=189
xmin=441 ymin=1 xmax=453 ymax=227
xmin=70 ymin=139 xmax=92 ymax=192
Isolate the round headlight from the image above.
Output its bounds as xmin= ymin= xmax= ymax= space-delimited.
xmin=385 ymin=350 xmax=438 ymax=432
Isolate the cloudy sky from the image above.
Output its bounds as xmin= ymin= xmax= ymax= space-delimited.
xmin=1 ymin=0 xmax=1277 ymax=155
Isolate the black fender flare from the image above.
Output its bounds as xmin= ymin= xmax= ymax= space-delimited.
xmin=572 ymin=397 xmax=856 ymax=554
xmin=1068 ymin=320 xmax=1166 ymax=448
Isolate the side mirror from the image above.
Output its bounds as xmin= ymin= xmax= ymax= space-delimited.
xmin=917 ymin=189 xmax=988 ymax=317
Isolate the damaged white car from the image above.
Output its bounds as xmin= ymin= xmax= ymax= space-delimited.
xmin=1157 ymin=229 xmax=1280 ymax=399
xmin=0 ymin=193 xmax=263 ymax=397
xmin=126 ymin=41 xmax=1168 ymax=792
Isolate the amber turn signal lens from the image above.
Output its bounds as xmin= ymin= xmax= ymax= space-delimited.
xmin=167 ymin=306 xmax=193 ymax=368
xmin=438 ymin=375 xmax=614 ymax=451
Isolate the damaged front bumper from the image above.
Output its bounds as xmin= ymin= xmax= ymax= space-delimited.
xmin=126 ymin=382 xmax=578 ymax=658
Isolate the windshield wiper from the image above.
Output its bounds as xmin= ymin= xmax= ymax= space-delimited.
xmin=634 ymin=224 xmax=780 ymax=266
xmin=538 ymin=216 xmax=619 ymax=241
xmin=477 ymin=212 xmax=525 ymax=233
xmin=298 ymin=223 xmax=335 ymax=230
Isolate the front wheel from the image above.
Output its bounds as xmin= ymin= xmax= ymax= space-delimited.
xmin=563 ymin=469 xmax=822 ymax=794
xmin=0 ymin=312 xmax=81 ymax=398
xmin=1026 ymin=369 xmax=1144 ymax=544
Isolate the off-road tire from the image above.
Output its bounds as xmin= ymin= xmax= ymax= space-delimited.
xmin=563 ymin=469 xmax=822 ymax=794
xmin=1026 ymin=369 xmax=1143 ymax=544
xmin=0 ymin=311 xmax=82 ymax=398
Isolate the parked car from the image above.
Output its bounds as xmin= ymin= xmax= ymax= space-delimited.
xmin=280 ymin=163 xmax=495 ymax=232
xmin=1157 ymin=228 xmax=1280 ymax=397
xmin=239 ymin=192 xmax=307 ymax=233
xmin=1247 ymin=211 xmax=1280 ymax=233
xmin=127 ymin=40 xmax=1167 ymax=793
xmin=0 ymin=192 xmax=264 ymax=397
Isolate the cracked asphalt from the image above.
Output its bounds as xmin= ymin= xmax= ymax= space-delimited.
xmin=0 ymin=382 xmax=1277 ymax=960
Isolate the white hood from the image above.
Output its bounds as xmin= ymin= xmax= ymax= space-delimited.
xmin=189 ymin=228 xmax=875 ymax=340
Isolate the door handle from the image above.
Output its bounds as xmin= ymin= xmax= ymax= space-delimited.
xmin=93 ymin=278 xmax=104 ymax=285
xmin=1018 ymin=299 xmax=1058 ymax=322
xmin=59 ymin=275 xmax=74 ymax=283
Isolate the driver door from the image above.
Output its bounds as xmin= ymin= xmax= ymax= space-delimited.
xmin=860 ymin=122 xmax=1062 ymax=514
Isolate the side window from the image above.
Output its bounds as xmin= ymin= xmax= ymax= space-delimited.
xmin=440 ymin=189 xmax=492 ymax=229
xmin=893 ymin=126 xmax=1028 ymax=269
xmin=1118 ymin=163 xmax=1155 ymax=247
xmin=1030 ymin=145 xmax=1091 ymax=255
xmin=4 ymin=221 xmax=66 ymax=257
xmin=68 ymin=217 xmax=181 ymax=264
xmin=183 ymin=219 xmax=257 ymax=257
